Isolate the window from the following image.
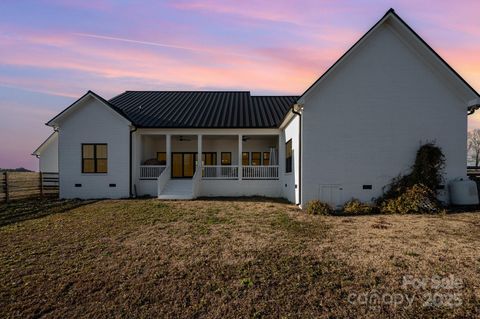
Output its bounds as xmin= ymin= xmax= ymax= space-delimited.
xmin=263 ymin=152 xmax=270 ymax=165
xmin=194 ymin=152 xmax=217 ymax=166
xmin=242 ymin=152 xmax=250 ymax=165
xmin=203 ymin=152 xmax=217 ymax=165
xmin=286 ymin=139 xmax=292 ymax=173
xmin=82 ymin=144 xmax=107 ymax=173
xmin=221 ymin=152 xmax=231 ymax=165
xmin=251 ymin=152 xmax=261 ymax=166
xmin=157 ymin=152 xmax=166 ymax=165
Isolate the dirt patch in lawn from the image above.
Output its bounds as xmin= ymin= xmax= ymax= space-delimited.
xmin=0 ymin=198 xmax=479 ymax=318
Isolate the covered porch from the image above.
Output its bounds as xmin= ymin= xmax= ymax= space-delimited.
xmin=134 ymin=130 xmax=283 ymax=198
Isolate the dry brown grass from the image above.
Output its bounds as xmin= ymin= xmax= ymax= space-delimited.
xmin=0 ymin=198 xmax=479 ymax=318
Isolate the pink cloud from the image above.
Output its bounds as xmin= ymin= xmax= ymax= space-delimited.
xmin=0 ymin=28 xmax=341 ymax=96
xmin=172 ymin=0 xmax=304 ymax=25
xmin=72 ymin=32 xmax=258 ymax=59
xmin=171 ymin=0 xmax=351 ymax=27
xmin=37 ymin=0 xmax=114 ymax=11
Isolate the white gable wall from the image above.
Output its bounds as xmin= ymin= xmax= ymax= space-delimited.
xmin=58 ymin=96 xmax=131 ymax=198
xmin=301 ymin=23 xmax=468 ymax=208
xmin=37 ymin=133 xmax=59 ymax=173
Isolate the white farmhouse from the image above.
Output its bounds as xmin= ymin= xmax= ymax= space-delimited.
xmin=34 ymin=9 xmax=480 ymax=207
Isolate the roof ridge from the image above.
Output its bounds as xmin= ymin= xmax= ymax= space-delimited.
xmin=123 ymin=90 xmax=251 ymax=93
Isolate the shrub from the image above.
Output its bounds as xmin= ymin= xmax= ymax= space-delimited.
xmin=380 ymin=184 xmax=441 ymax=214
xmin=343 ymin=199 xmax=377 ymax=214
xmin=305 ymin=200 xmax=333 ymax=215
xmin=378 ymin=143 xmax=445 ymax=204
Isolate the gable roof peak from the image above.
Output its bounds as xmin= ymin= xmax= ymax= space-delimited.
xmin=46 ymin=90 xmax=131 ymax=127
xmin=298 ymin=7 xmax=479 ymax=103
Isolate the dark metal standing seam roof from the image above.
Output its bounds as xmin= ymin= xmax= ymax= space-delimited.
xmin=108 ymin=91 xmax=299 ymax=128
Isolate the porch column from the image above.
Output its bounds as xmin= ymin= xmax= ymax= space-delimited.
xmin=238 ymin=134 xmax=243 ymax=180
xmin=197 ymin=134 xmax=202 ymax=168
xmin=166 ymin=134 xmax=171 ymax=178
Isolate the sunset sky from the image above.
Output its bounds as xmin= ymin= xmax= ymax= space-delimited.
xmin=1 ymin=0 xmax=480 ymax=170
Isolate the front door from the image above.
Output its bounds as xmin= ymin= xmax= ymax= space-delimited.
xmin=172 ymin=152 xmax=196 ymax=178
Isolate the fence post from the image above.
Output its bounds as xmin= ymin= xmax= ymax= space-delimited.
xmin=4 ymin=172 xmax=9 ymax=203
xmin=40 ymin=172 xmax=44 ymax=197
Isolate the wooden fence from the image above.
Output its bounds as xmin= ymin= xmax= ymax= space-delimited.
xmin=0 ymin=172 xmax=59 ymax=202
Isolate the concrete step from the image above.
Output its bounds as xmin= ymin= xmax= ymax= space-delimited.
xmin=158 ymin=179 xmax=194 ymax=200
xmin=158 ymin=194 xmax=194 ymax=200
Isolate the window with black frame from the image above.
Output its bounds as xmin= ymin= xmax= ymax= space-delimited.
xmin=286 ymin=140 xmax=292 ymax=173
xmin=251 ymin=152 xmax=261 ymax=166
xmin=203 ymin=152 xmax=217 ymax=165
xmin=221 ymin=152 xmax=233 ymax=177
xmin=263 ymin=152 xmax=270 ymax=165
xmin=242 ymin=152 xmax=249 ymax=165
xmin=157 ymin=152 xmax=166 ymax=165
xmin=221 ymin=152 xmax=231 ymax=165
xmin=82 ymin=144 xmax=108 ymax=173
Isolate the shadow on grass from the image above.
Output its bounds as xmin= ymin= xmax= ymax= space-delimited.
xmin=195 ymin=196 xmax=291 ymax=204
xmin=0 ymin=198 xmax=98 ymax=227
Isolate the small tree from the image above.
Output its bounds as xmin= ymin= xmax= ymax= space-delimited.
xmin=468 ymin=129 xmax=480 ymax=166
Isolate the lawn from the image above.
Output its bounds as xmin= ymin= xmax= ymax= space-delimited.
xmin=0 ymin=198 xmax=479 ymax=318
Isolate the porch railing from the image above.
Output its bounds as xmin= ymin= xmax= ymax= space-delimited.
xmin=202 ymin=165 xmax=239 ymax=179
xmin=157 ymin=165 xmax=170 ymax=195
xmin=140 ymin=165 xmax=166 ymax=179
xmin=242 ymin=165 xmax=279 ymax=179
xmin=192 ymin=164 xmax=202 ymax=197
xmin=201 ymin=165 xmax=279 ymax=180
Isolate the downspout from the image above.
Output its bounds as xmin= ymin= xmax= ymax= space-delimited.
xmin=129 ymin=126 xmax=138 ymax=197
xmin=292 ymin=103 xmax=303 ymax=206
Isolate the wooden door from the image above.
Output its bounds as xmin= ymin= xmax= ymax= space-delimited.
xmin=172 ymin=153 xmax=183 ymax=178
xmin=183 ymin=153 xmax=195 ymax=177
xmin=171 ymin=152 xmax=196 ymax=178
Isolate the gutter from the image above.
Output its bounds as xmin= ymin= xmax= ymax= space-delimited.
xmin=291 ymin=103 xmax=303 ymax=206
xmin=129 ymin=126 xmax=138 ymax=197
xmin=468 ymin=98 xmax=480 ymax=115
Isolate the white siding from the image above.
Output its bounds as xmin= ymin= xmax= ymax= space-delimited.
xmin=58 ymin=96 xmax=131 ymax=199
xmin=301 ymin=23 xmax=468 ymax=208
xmin=39 ymin=134 xmax=58 ymax=173
xmin=282 ymin=115 xmax=300 ymax=203
xmin=199 ymin=180 xmax=281 ymax=198
xmin=137 ymin=179 xmax=282 ymax=198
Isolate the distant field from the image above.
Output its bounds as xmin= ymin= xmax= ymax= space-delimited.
xmin=0 ymin=198 xmax=479 ymax=318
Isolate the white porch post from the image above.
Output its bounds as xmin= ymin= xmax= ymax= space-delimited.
xmin=197 ymin=134 xmax=202 ymax=167
xmin=238 ymin=134 xmax=243 ymax=180
xmin=166 ymin=134 xmax=171 ymax=178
